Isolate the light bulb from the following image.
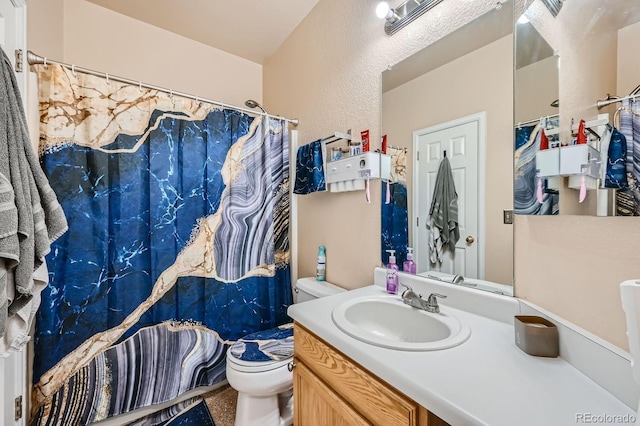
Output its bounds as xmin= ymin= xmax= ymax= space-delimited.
xmin=376 ymin=2 xmax=392 ymax=19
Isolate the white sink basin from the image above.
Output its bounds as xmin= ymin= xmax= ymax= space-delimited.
xmin=331 ymin=295 xmax=471 ymax=351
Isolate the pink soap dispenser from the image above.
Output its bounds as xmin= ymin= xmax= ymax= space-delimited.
xmin=385 ymin=250 xmax=399 ymax=294
xmin=403 ymin=247 xmax=416 ymax=275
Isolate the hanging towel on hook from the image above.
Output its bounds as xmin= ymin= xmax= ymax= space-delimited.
xmin=0 ymin=46 xmax=68 ymax=339
xmin=427 ymin=156 xmax=459 ymax=263
xmin=293 ymin=139 xmax=326 ymax=194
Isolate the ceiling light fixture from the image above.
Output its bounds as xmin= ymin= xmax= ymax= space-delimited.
xmin=377 ymin=0 xmax=445 ymax=36
xmin=540 ymin=0 xmax=563 ymax=17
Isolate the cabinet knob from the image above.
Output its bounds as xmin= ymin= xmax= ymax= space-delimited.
xmin=288 ymin=361 xmax=297 ymax=372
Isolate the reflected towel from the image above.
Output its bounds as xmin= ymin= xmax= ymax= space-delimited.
xmin=293 ymin=139 xmax=326 ymax=194
xmin=428 ymin=156 xmax=459 ymax=253
xmin=605 ymin=126 xmax=628 ymax=189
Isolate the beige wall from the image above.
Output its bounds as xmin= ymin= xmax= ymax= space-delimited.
xmin=515 ymin=215 xmax=640 ymax=350
xmin=27 ymin=0 xmax=262 ymax=108
xmin=264 ymin=0 xmax=504 ymax=289
xmin=514 ymin=55 xmax=558 ymax=123
xmin=26 ymin=0 xmax=64 ymax=60
xmin=618 ymin=21 xmax=640 ymax=95
xmin=382 ymin=35 xmax=514 ymax=286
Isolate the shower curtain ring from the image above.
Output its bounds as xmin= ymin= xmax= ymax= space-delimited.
xmin=71 ymin=64 xmax=76 ymax=77
xmin=139 ymin=81 xmax=142 ymax=91
xmin=105 ymin=73 xmax=110 ymax=85
xmin=43 ymin=58 xmax=48 ymax=69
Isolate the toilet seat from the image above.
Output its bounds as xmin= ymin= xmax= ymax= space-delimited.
xmin=227 ymin=354 xmax=291 ymax=373
xmin=227 ymin=323 xmax=294 ymax=373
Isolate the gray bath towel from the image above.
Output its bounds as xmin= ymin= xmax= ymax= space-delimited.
xmin=429 ymin=156 xmax=459 ymax=251
xmin=0 ymin=47 xmax=68 ymax=337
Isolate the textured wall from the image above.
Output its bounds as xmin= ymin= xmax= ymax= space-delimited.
xmin=264 ymin=0 xmax=502 ymax=289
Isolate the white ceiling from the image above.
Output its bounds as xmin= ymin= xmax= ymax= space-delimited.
xmin=85 ymin=0 xmax=320 ymax=64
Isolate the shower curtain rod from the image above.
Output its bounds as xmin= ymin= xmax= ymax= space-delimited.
xmin=516 ymin=113 xmax=559 ymax=127
xmin=26 ymin=51 xmax=299 ymax=127
xmin=596 ymin=93 xmax=640 ymax=110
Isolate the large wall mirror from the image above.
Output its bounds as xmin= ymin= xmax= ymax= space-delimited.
xmin=380 ymin=1 xmax=514 ymax=293
xmin=515 ymin=0 xmax=640 ymax=217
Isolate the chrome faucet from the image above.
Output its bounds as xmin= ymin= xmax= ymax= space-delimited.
xmin=400 ymin=284 xmax=447 ymax=313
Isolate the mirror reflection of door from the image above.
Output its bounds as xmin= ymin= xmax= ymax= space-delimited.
xmin=413 ymin=114 xmax=483 ymax=278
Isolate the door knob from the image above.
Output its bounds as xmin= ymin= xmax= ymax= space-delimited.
xmin=465 ymin=236 xmax=475 ymax=244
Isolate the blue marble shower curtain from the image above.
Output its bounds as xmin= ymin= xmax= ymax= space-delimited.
xmin=31 ymin=64 xmax=292 ymax=425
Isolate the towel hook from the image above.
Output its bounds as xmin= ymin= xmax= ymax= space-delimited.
xmin=444 ymin=150 xmax=447 ymax=158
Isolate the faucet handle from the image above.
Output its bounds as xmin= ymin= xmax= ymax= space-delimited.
xmin=426 ymin=293 xmax=447 ymax=313
xmin=399 ymin=283 xmax=413 ymax=297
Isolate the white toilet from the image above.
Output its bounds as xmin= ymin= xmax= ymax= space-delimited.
xmin=226 ymin=277 xmax=345 ymax=426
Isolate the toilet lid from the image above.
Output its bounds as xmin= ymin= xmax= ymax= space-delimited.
xmin=227 ymin=323 xmax=294 ymax=371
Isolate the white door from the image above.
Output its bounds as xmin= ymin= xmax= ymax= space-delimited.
xmin=0 ymin=1 xmax=28 ymax=425
xmin=413 ymin=113 xmax=485 ymax=279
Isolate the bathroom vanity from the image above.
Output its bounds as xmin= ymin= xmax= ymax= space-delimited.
xmin=288 ymin=270 xmax=637 ymax=425
xmin=293 ymin=324 xmax=448 ymax=425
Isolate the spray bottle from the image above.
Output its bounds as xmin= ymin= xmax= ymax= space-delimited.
xmin=316 ymin=246 xmax=326 ymax=281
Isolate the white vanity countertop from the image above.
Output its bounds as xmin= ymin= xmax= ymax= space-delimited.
xmin=288 ymin=283 xmax=636 ymax=426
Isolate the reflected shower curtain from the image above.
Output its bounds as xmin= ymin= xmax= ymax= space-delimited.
xmin=514 ymin=123 xmax=559 ymax=215
xmin=617 ymin=99 xmax=640 ymax=215
xmin=381 ymin=146 xmax=408 ymax=265
xmin=31 ymin=64 xmax=292 ymax=425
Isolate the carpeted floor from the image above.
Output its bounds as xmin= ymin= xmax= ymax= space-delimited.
xmin=203 ymin=385 xmax=238 ymax=426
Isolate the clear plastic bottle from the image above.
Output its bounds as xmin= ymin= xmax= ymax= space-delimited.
xmin=403 ymin=247 xmax=416 ymax=275
xmin=385 ymin=250 xmax=399 ymax=294
xmin=316 ymin=246 xmax=326 ymax=281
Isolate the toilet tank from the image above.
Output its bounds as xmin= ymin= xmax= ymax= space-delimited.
xmin=295 ymin=277 xmax=345 ymax=303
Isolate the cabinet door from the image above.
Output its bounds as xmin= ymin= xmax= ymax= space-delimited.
xmin=293 ymin=360 xmax=371 ymax=426
xmin=295 ymin=324 xmax=420 ymax=426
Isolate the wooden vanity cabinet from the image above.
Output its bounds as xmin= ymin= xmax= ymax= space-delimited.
xmin=293 ymin=323 xmax=450 ymax=426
